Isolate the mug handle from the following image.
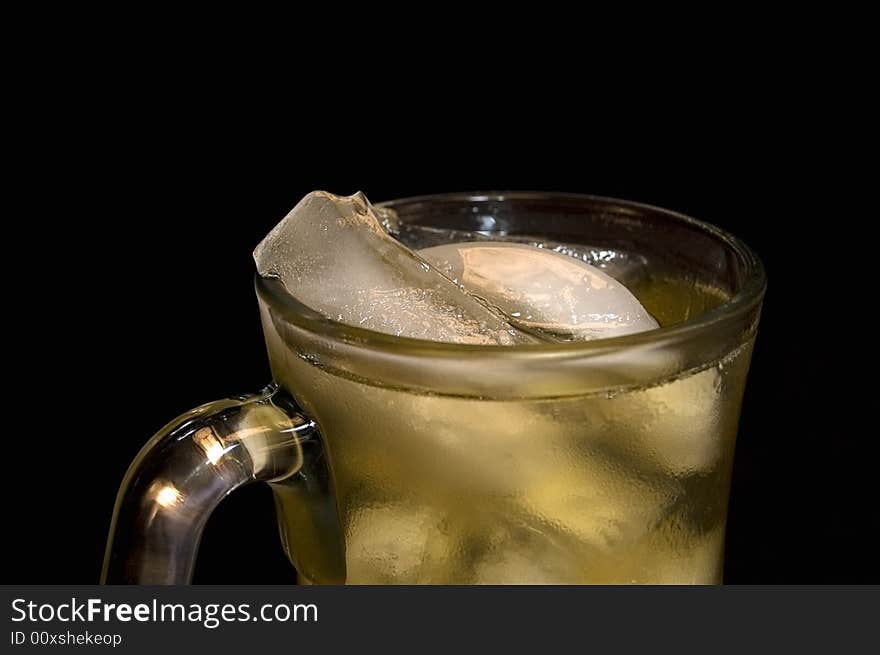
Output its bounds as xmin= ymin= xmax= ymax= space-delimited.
xmin=101 ymin=384 xmax=316 ymax=584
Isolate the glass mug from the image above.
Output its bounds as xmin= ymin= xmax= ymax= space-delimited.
xmin=102 ymin=192 xmax=765 ymax=585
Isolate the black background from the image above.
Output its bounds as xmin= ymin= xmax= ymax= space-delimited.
xmin=5 ymin=75 xmax=872 ymax=584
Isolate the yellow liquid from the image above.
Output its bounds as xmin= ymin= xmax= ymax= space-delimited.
xmin=265 ymin=277 xmax=751 ymax=584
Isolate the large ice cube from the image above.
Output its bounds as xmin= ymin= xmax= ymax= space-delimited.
xmin=418 ymin=242 xmax=659 ymax=341
xmin=254 ymin=191 xmax=533 ymax=345
xmin=386 ymin=218 xmax=651 ymax=284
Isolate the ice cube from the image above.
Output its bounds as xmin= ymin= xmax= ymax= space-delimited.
xmin=607 ymin=343 xmax=753 ymax=474
xmin=468 ymin=516 xmax=584 ymax=584
xmin=418 ymin=242 xmax=659 ymax=341
xmin=344 ymin=502 xmax=455 ymax=583
xmin=520 ymin=448 xmax=682 ymax=553
xmin=254 ymin=191 xmax=534 ymax=345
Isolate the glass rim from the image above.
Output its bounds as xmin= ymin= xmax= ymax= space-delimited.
xmin=255 ymin=191 xmax=766 ymax=361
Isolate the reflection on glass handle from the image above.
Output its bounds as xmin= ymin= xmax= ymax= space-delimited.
xmin=102 ymin=384 xmax=315 ymax=584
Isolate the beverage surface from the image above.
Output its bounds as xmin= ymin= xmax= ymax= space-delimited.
xmin=255 ymin=191 xmax=747 ymax=584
